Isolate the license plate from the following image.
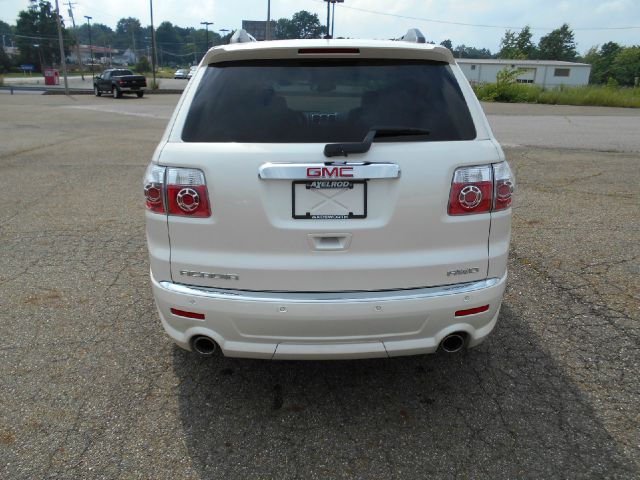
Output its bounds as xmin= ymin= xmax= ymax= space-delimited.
xmin=292 ymin=181 xmax=367 ymax=219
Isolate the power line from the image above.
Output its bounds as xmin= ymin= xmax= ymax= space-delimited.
xmin=310 ymin=0 xmax=640 ymax=32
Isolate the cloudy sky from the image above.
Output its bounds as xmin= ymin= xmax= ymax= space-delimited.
xmin=1 ymin=0 xmax=639 ymax=53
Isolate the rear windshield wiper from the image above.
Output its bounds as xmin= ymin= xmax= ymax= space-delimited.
xmin=324 ymin=127 xmax=431 ymax=157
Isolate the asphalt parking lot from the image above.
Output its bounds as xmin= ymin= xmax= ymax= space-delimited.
xmin=0 ymin=94 xmax=638 ymax=479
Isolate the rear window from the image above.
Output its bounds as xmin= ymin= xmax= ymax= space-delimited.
xmin=182 ymin=59 xmax=476 ymax=143
xmin=112 ymin=69 xmax=134 ymax=76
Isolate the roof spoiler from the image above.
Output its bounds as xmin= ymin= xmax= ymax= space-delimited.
xmin=401 ymin=28 xmax=426 ymax=44
xmin=229 ymin=29 xmax=257 ymax=44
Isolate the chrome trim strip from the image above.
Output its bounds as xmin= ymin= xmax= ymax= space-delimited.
xmin=158 ymin=276 xmax=503 ymax=303
xmin=258 ymin=162 xmax=401 ymax=180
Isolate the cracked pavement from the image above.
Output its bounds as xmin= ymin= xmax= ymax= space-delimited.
xmin=0 ymin=95 xmax=638 ymax=479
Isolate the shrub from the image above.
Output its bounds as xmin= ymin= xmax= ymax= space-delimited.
xmin=473 ymin=82 xmax=640 ymax=108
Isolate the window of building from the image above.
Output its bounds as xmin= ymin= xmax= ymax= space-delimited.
xmin=554 ymin=68 xmax=570 ymax=77
xmin=516 ymin=79 xmax=534 ymax=84
xmin=470 ymin=65 xmax=476 ymax=70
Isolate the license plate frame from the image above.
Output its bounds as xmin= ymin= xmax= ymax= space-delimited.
xmin=292 ymin=180 xmax=367 ymax=220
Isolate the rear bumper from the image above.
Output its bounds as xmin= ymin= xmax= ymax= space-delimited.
xmin=150 ymin=273 xmax=507 ymax=360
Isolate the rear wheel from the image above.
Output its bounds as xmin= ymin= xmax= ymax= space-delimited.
xmin=112 ymin=87 xmax=122 ymax=99
xmin=136 ymin=91 xmax=144 ymax=98
xmin=94 ymin=85 xmax=101 ymax=97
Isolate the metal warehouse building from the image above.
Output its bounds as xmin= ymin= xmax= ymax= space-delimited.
xmin=457 ymin=59 xmax=592 ymax=87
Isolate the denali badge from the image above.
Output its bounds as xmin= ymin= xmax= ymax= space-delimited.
xmin=447 ymin=267 xmax=480 ymax=277
xmin=180 ymin=270 xmax=239 ymax=281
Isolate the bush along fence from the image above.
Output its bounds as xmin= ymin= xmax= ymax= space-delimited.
xmin=472 ymin=67 xmax=640 ymax=108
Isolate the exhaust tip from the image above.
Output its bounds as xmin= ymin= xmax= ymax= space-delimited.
xmin=440 ymin=333 xmax=466 ymax=353
xmin=191 ymin=335 xmax=219 ymax=356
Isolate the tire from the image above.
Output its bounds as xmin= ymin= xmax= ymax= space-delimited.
xmin=94 ymin=85 xmax=101 ymax=97
xmin=112 ymin=87 xmax=122 ymax=99
xmin=136 ymin=91 xmax=144 ymax=98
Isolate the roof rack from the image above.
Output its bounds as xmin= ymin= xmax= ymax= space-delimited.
xmin=229 ymin=29 xmax=257 ymax=44
xmin=401 ymin=28 xmax=426 ymax=44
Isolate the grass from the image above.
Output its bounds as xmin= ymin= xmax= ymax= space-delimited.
xmin=473 ymin=83 xmax=640 ymax=108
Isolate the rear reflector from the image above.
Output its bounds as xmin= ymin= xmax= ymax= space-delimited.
xmin=170 ymin=308 xmax=205 ymax=320
xmin=298 ymin=48 xmax=360 ymax=54
xmin=455 ymin=305 xmax=490 ymax=317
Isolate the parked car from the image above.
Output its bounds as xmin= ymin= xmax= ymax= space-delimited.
xmin=187 ymin=66 xmax=197 ymax=79
xmin=174 ymin=69 xmax=188 ymax=79
xmin=94 ymin=69 xmax=146 ymax=98
xmin=143 ymin=29 xmax=514 ymax=360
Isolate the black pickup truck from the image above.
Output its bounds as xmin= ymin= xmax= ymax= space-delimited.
xmin=94 ymin=69 xmax=147 ymax=98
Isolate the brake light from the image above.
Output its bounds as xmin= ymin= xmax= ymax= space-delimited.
xmin=166 ymin=167 xmax=211 ymax=217
xmin=143 ymin=164 xmax=166 ymax=213
xmin=448 ymin=162 xmax=514 ymax=215
xmin=118 ymin=79 xmax=125 ymax=85
xmin=143 ymin=165 xmax=211 ymax=217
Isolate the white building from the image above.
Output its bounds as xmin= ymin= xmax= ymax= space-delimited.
xmin=457 ymin=59 xmax=591 ymax=88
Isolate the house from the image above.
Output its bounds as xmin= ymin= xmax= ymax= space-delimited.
xmin=457 ymin=59 xmax=591 ymax=87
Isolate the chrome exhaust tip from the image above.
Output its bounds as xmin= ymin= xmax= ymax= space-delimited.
xmin=440 ymin=333 xmax=466 ymax=353
xmin=191 ymin=335 xmax=218 ymax=356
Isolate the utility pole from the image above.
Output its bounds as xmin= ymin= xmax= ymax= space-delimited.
xmin=54 ymin=0 xmax=69 ymax=95
xmin=325 ymin=1 xmax=330 ymax=38
xmin=324 ymin=1 xmax=344 ymax=39
xmin=64 ymin=1 xmax=83 ymax=80
xmin=266 ymin=0 xmax=271 ymax=40
xmin=201 ymin=21 xmax=213 ymax=54
xmin=149 ymin=0 xmax=157 ymax=88
xmin=129 ymin=19 xmax=137 ymax=64
xmin=84 ymin=16 xmax=93 ymax=78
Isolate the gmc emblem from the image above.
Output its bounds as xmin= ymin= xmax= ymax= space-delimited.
xmin=306 ymin=166 xmax=354 ymax=178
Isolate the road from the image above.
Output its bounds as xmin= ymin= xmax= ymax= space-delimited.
xmin=0 ymin=95 xmax=638 ymax=479
xmin=3 ymin=74 xmax=189 ymax=91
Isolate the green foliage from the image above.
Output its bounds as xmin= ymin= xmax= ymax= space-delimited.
xmin=439 ymin=39 xmax=453 ymax=50
xmin=0 ymin=45 xmax=12 ymax=72
xmin=610 ymin=46 xmax=640 ymax=87
xmin=585 ymin=43 xmax=640 ymax=86
xmin=474 ymin=67 xmax=542 ymax=103
xmin=275 ymin=11 xmax=324 ymax=39
xmin=15 ymin=1 xmax=72 ymax=71
xmin=498 ymin=26 xmax=536 ymax=59
xmin=474 ymin=83 xmax=640 ymax=108
xmin=453 ymin=44 xmax=493 ymax=59
xmin=538 ymin=23 xmax=577 ymax=61
xmin=135 ymin=55 xmax=150 ymax=73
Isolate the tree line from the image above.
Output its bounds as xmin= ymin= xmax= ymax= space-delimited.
xmin=1 ymin=3 xmax=638 ymax=86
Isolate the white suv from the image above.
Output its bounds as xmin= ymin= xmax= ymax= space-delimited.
xmin=143 ymin=30 xmax=514 ymax=360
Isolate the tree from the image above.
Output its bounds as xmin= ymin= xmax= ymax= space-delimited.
xmin=440 ymin=39 xmax=452 ymax=50
xmin=454 ymin=44 xmax=493 ymax=59
xmin=0 ymin=45 xmax=12 ymax=72
xmin=585 ymin=42 xmax=622 ymax=84
xmin=610 ymin=46 xmax=640 ymax=86
xmin=115 ymin=17 xmax=143 ymax=51
xmin=275 ymin=11 xmax=324 ymax=39
xmin=538 ymin=23 xmax=577 ymax=61
xmin=15 ymin=1 xmax=71 ymax=71
xmin=498 ymin=26 xmax=535 ymax=59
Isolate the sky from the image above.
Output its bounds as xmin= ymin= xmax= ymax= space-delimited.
xmin=1 ymin=0 xmax=639 ymax=54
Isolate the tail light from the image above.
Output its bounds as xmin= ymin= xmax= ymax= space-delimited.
xmin=143 ymin=165 xmax=211 ymax=218
xmin=143 ymin=164 xmax=166 ymax=213
xmin=493 ymin=162 xmax=515 ymax=211
xmin=118 ymin=79 xmax=125 ymax=85
xmin=448 ymin=162 xmax=514 ymax=215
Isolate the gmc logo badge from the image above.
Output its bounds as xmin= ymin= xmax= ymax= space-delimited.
xmin=306 ymin=167 xmax=354 ymax=178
